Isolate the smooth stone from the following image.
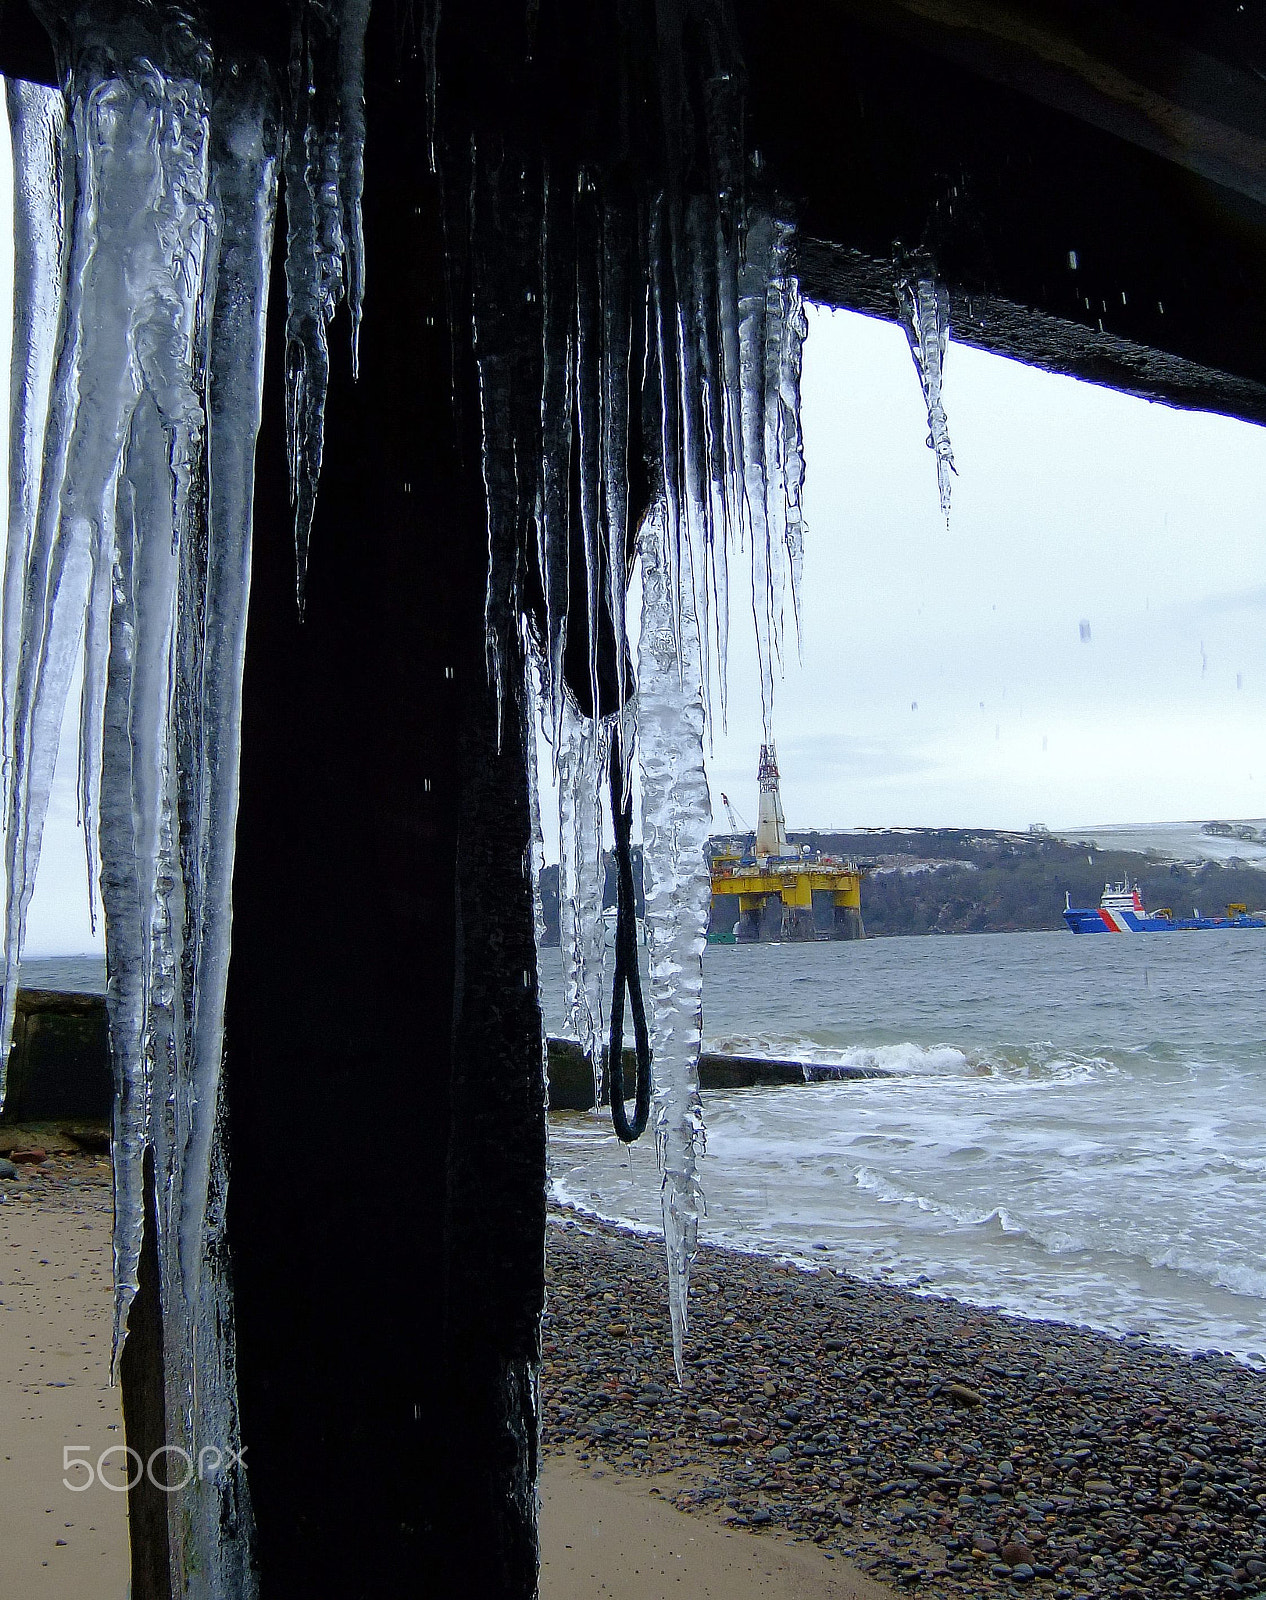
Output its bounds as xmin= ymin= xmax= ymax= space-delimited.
xmin=0 ymin=1158 xmax=17 ymax=1180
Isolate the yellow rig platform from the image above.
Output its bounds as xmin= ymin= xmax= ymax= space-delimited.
xmin=707 ymin=747 xmax=869 ymax=943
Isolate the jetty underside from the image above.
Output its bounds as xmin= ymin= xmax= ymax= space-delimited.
xmin=5 ymin=3 xmax=1266 ymax=1596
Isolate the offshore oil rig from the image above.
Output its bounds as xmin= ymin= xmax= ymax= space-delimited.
xmin=707 ymin=747 xmax=869 ymax=942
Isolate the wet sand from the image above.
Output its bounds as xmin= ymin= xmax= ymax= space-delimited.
xmin=0 ymin=1151 xmax=893 ymax=1598
xmin=0 ymin=1151 xmax=129 ymax=1598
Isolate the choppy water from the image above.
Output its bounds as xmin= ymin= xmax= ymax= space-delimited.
xmin=543 ymin=930 xmax=1266 ymax=1362
xmin=20 ymin=955 xmax=107 ymax=993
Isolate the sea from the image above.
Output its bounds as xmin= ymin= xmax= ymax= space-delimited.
xmin=541 ymin=930 xmax=1266 ymax=1365
xmin=25 ymin=935 xmax=1266 ymax=1364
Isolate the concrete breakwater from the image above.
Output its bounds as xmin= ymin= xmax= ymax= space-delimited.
xmin=0 ymin=994 xmax=891 ymax=1124
xmin=547 ymin=1036 xmax=891 ymax=1112
xmin=0 ymin=990 xmax=111 ymax=1125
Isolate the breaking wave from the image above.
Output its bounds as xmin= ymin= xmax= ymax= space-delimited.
xmin=848 ymin=1166 xmax=1266 ymax=1302
xmin=708 ymin=1033 xmax=1117 ymax=1082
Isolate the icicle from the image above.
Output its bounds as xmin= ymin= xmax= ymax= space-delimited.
xmin=284 ymin=0 xmax=370 ymax=607
xmin=575 ymin=177 xmax=606 ymax=723
xmin=1 ymin=68 xmax=209 ymax=1097
xmin=0 ymin=82 xmax=71 ymax=1106
xmin=522 ymin=629 xmax=553 ymax=1122
xmin=101 ymin=391 xmax=183 ymax=1357
xmin=778 ymin=278 xmax=808 ymax=642
xmin=599 ymin=200 xmax=632 ymax=725
xmin=523 ymin=637 xmax=550 ymax=963
xmin=895 ymin=265 xmax=956 ymax=518
xmin=338 ymin=0 xmax=372 ymax=377
xmin=282 ymin=109 xmax=338 ymax=606
xmin=736 ymin=215 xmax=777 ymax=736
xmin=764 ymin=228 xmax=807 ymax=651
xmin=3 ymin=50 xmax=273 ymax=1592
xmin=556 ymin=698 xmax=609 ymax=1107
xmin=538 ymin=171 xmax=574 ymax=745
xmin=638 ymin=509 xmax=710 ymax=1383
xmin=176 ymin=62 xmax=279 ymax=1315
xmin=447 ymin=5 xmax=812 ymax=1385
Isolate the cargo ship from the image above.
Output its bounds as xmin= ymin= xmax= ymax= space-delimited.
xmin=1063 ymin=876 xmax=1266 ymax=933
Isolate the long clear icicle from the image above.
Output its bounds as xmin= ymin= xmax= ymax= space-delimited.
xmin=1 ymin=70 xmax=174 ymax=1101
xmin=338 ymin=0 xmax=372 ymax=375
xmin=178 ymin=68 xmax=278 ymax=1318
xmin=556 ymin=698 xmax=608 ymax=1106
xmin=4 ymin=54 xmax=276 ymax=1595
xmin=638 ymin=509 xmax=711 ymax=1382
xmin=735 ymin=215 xmax=809 ymax=734
xmin=896 ymin=267 xmax=956 ymax=518
xmin=0 ymin=81 xmax=71 ymax=1107
xmin=487 ymin=188 xmax=809 ymax=1379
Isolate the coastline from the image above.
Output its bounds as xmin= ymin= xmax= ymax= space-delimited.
xmin=543 ymin=1209 xmax=1266 ymax=1595
xmin=6 ymin=1155 xmax=1265 ymax=1595
xmin=0 ymin=1153 xmax=891 ymax=1598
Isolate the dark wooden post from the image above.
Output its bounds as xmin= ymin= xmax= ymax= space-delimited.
xmin=119 ymin=1151 xmax=173 ymax=1600
xmin=222 ymin=19 xmax=546 ymax=1596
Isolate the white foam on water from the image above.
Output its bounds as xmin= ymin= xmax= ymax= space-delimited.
xmin=546 ymin=931 xmax=1266 ymax=1361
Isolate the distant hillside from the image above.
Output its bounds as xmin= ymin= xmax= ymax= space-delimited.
xmin=537 ymin=851 xmax=643 ymax=947
xmin=538 ymin=828 xmax=1266 ymax=943
xmin=794 ymin=828 xmax=1266 ymax=937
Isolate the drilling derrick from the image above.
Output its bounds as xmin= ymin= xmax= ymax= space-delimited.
xmin=707 ymin=749 xmax=869 ymax=944
xmin=754 ymin=745 xmax=790 ymax=858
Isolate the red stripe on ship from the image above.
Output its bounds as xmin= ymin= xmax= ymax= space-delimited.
xmin=1099 ymin=909 xmax=1127 ymax=931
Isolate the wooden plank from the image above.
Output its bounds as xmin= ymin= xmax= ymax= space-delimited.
xmin=795 ymin=236 xmax=1266 ymax=428
xmin=827 ymin=0 xmax=1266 ymax=208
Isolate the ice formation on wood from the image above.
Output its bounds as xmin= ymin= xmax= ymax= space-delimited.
xmin=493 ymin=210 xmax=806 ymax=1367
xmin=3 ymin=14 xmax=810 ymax=1495
xmin=461 ymin=6 xmax=811 ymax=1371
xmin=739 ymin=216 xmax=809 ymax=733
xmin=0 ymin=15 xmax=320 ymax=1585
xmin=896 ymin=266 xmax=956 ymax=517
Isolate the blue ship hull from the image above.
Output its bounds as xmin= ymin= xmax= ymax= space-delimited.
xmin=1064 ymin=907 xmax=1266 ymax=933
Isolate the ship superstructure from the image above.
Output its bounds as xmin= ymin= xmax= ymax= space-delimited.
xmin=708 ymin=746 xmax=869 ymax=942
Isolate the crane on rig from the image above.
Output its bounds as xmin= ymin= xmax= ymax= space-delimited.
xmin=718 ymin=792 xmax=749 ymax=834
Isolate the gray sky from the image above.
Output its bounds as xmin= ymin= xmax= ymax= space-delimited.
xmin=703 ymin=303 xmax=1266 ymax=838
xmin=14 ymin=300 xmax=1266 ymax=946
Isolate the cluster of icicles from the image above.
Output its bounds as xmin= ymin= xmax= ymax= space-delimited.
xmin=0 ymin=8 xmax=957 ymax=1563
xmin=0 ymin=0 xmax=370 ymax=1577
xmin=0 ymin=13 xmax=806 ymax=1476
xmin=510 ymin=208 xmax=810 ymax=1380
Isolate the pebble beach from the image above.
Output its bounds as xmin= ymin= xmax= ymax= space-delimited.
xmin=542 ymin=1210 xmax=1266 ymax=1598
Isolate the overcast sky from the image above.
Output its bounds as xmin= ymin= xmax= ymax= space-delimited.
xmin=698 ymin=303 xmax=1266 ymax=840
xmin=13 ymin=295 xmax=1266 ymax=946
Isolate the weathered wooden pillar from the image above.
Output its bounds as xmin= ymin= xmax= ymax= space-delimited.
xmin=222 ymin=17 xmax=545 ymax=1595
xmin=119 ymin=1152 xmax=173 ymax=1600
